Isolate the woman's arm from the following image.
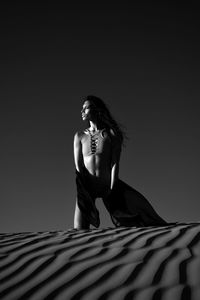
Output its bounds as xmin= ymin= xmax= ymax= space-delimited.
xmin=110 ymin=129 xmax=122 ymax=190
xmin=73 ymin=131 xmax=84 ymax=173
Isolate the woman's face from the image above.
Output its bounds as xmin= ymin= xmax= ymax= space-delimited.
xmin=81 ymin=101 xmax=96 ymax=121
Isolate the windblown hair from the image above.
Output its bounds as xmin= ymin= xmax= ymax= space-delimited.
xmin=82 ymin=95 xmax=128 ymax=147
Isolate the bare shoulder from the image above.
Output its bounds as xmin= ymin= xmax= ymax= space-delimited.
xmin=109 ymin=128 xmax=118 ymax=141
xmin=109 ymin=128 xmax=115 ymax=137
xmin=109 ymin=128 xmax=121 ymax=148
xmin=74 ymin=130 xmax=85 ymax=142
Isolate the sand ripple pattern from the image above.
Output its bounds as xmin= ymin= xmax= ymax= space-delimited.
xmin=0 ymin=223 xmax=200 ymax=300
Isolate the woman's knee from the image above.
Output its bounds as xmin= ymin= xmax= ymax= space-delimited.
xmin=74 ymin=201 xmax=90 ymax=229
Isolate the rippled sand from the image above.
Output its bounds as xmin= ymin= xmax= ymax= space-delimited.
xmin=1 ymin=223 xmax=200 ymax=300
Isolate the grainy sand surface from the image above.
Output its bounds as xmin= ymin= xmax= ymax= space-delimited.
xmin=0 ymin=223 xmax=200 ymax=300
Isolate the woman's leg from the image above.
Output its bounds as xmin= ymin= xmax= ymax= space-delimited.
xmin=74 ymin=198 xmax=90 ymax=229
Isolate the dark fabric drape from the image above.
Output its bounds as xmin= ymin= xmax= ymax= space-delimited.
xmin=76 ymin=169 xmax=168 ymax=228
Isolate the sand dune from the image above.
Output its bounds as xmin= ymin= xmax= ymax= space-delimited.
xmin=0 ymin=223 xmax=200 ymax=300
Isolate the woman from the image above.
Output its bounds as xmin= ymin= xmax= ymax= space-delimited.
xmin=73 ymin=95 xmax=167 ymax=229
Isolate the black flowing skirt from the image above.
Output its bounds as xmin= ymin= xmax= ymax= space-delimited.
xmin=75 ymin=169 xmax=168 ymax=228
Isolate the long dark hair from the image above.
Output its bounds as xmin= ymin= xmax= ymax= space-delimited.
xmin=82 ymin=95 xmax=128 ymax=147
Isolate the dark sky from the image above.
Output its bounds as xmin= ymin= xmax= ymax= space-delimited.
xmin=1 ymin=3 xmax=200 ymax=232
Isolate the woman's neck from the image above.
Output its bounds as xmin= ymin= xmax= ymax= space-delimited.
xmin=88 ymin=121 xmax=104 ymax=132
